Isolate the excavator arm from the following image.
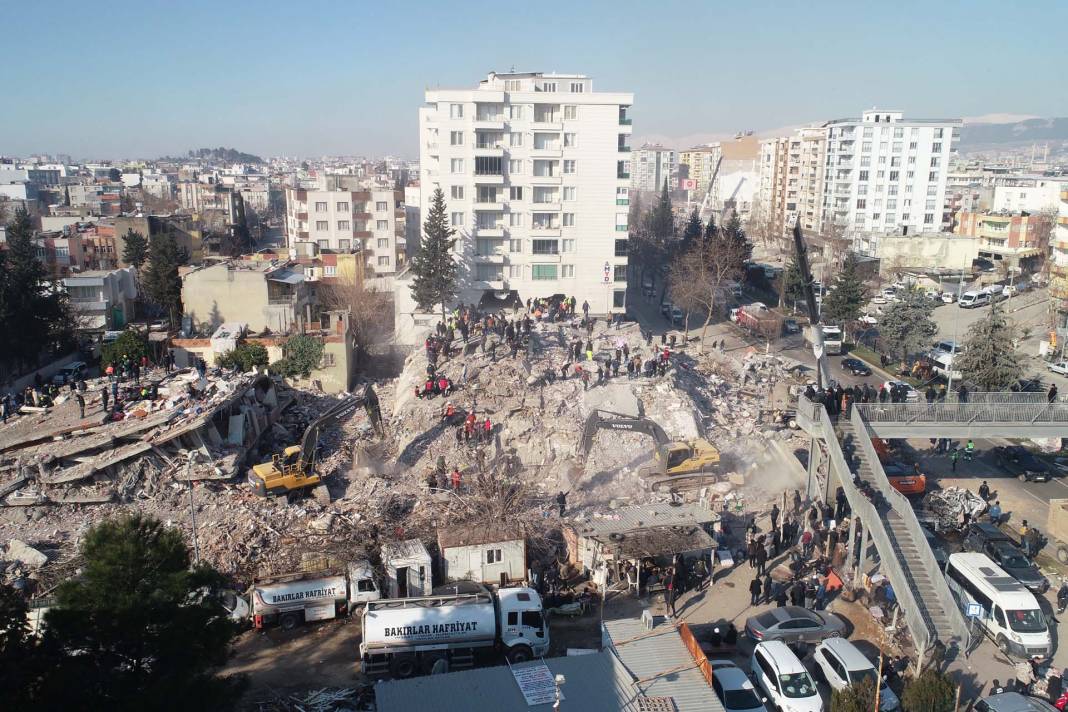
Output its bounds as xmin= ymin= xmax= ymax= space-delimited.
xmin=297 ymin=384 xmax=381 ymax=475
xmin=578 ymin=410 xmax=670 ymax=461
xmin=791 ymin=219 xmax=833 ymax=389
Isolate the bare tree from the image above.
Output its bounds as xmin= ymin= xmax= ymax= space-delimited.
xmin=318 ymin=277 xmax=393 ymax=364
xmin=670 ymin=231 xmax=751 ymax=352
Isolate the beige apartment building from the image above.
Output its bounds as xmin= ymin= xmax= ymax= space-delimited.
xmin=756 ymin=128 xmax=827 ymax=241
xmin=678 ymin=144 xmax=721 ymax=196
xmin=181 ymin=260 xmax=314 ymax=334
xmin=756 ymin=137 xmax=789 ymax=241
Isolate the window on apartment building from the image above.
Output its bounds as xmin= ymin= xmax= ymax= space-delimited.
xmin=930 ymin=157 xmax=940 ymax=168
xmin=450 ymin=104 xmax=464 ymax=119
xmin=876 ymin=170 xmax=886 ymax=180
xmin=451 ymin=158 xmax=464 ymax=173
xmin=315 ymin=201 xmax=328 ymax=212
xmin=860 ymin=157 xmax=871 ymax=167
xmin=616 ymin=186 xmax=628 ymax=200
xmin=450 ymin=131 xmax=464 ymax=146
xmin=889 ymin=171 xmax=899 ymax=181
xmin=856 ymin=199 xmax=866 ymax=209
xmin=532 ymin=264 xmax=558 ymax=280
xmin=563 ymin=213 xmax=575 ymax=227
xmin=564 ymin=133 xmax=576 ymax=147
xmin=541 ymin=81 xmax=557 ymax=92
xmin=563 ymin=186 xmax=576 ymax=201
xmin=338 ymin=239 xmax=351 ymax=251
xmin=560 ymin=264 xmax=575 ymax=278
xmin=924 ymin=213 xmax=935 ymax=224
xmin=907 ymin=170 xmax=915 ymax=179
xmin=451 ymin=186 xmax=465 ymax=200
xmin=613 ymin=290 xmax=626 ymax=308
xmin=509 ymin=239 xmax=522 ymax=253
xmin=925 ymin=200 xmax=937 ymax=210
xmin=508 ymin=159 xmax=523 ymax=174
xmin=927 ymin=186 xmax=938 ymax=196
xmin=451 ymin=212 xmax=465 ymax=226
xmin=863 ymin=127 xmax=873 ymax=138
xmin=873 ymin=199 xmax=883 ymax=208
xmin=477 ymin=186 xmax=498 ymax=203
xmin=510 ymin=132 xmax=524 ymax=147
xmin=563 ymin=105 xmax=578 ymax=120
xmin=887 ymin=200 xmax=897 ymax=210
xmin=563 ymin=160 xmax=576 ymax=174
xmin=888 ymin=186 xmax=898 ymax=195
xmin=509 ymin=213 xmax=524 ymax=227
xmin=336 ymin=201 xmax=349 ymax=212
xmin=872 ymin=213 xmax=881 ymax=221
xmin=613 ymin=265 xmax=627 ymax=282
xmin=508 ymin=105 xmax=524 ymax=119
xmin=878 ymin=142 xmax=888 ymax=153
xmin=337 ymin=220 xmax=350 ymax=230
xmin=317 ymin=239 xmax=329 ymax=249
xmin=858 ymin=170 xmax=869 ymax=182
xmin=894 ymin=128 xmax=904 ymax=139
xmin=323 ymin=265 xmax=337 ymax=277
xmin=509 ymin=186 xmax=523 ymax=200
xmin=475 ymin=264 xmax=503 ymax=281
xmin=561 ymin=238 xmax=575 ymax=252
xmin=569 ymin=82 xmax=584 ymax=93
xmin=934 ymin=128 xmax=944 ymax=139
xmin=316 ymin=220 xmax=329 ymax=230
xmin=885 ymin=213 xmax=896 ymax=223
xmin=858 ymin=185 xmax=868 ymax=196
xmin=907 ymin=156 xmax=916 ymax=165
xmin=505 ymin=79 xmax=522 ymax=91
xmin=376 ymin=201 xmax=388 ymax=211
xmin=890 ymin=157 xmax=901 ymax=167
xmin=376 ymin=220 xmax=388 ymax=230
xmin=475 ymin=157 xmax=503 ymax=175
xmin=532 ymin=186 xmax=558 ymax=204
xmin=378 ymin=238 xmax=389 ymax=248
xmin=378 ymin=256 xmax=390 ymax=266
xmin=909 ymin=141 xmax=918 ymax=150
xmin=476 ymin=238 xmax=500 ymax=255
xmin=892 ymin=142 xmax=902 ymax=154
xmin=928 ymin=172 xmax=938 ymax=182
xmin=615 ymin=239 xmax=628 ymax=257
xmin=532 ymin=239 xmax=559 ymax=254
xmin=532 ymin=213 xmax=558 ymax=229
xmin=861 ymin=142 xmax=872 ymax=153
xmin=504 ymin=264 xmax=520 ymax=279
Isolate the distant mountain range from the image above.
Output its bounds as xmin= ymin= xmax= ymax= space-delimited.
xmin=958 ymin=117 xmax=1068 ymax=149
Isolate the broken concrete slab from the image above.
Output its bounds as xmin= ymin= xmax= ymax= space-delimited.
xmin=7 ymin=539 xmax=48 ymax=568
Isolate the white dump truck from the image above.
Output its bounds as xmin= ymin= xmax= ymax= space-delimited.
xmin=252 ymin=560 xmax=380 ymax=630
xmin=360 ymin=584 xmax=549 ymax=678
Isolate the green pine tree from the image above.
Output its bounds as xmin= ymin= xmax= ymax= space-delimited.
xmin=141 ymin=232 xmax=184 ymax=329
xmin=681 ymin=207 xmax=702 ymax=249
xmin=121 ymin=229 xmax=148 ymax=270
xmin=954 ymin=298 xmax=1024 ymax=390
xmin=878 ymin=286 xmax=938 ymax=365
xmin=649 ymin=180 xmax=675 ymax=240
xmin=831 ymin=677 xmax=876 ymax=712
xmin=822 ymin=255 xmax=869 ymax=328
xmin=779 ymin=256 xmax=806 ymax=310
xmin=718 ymin=212 xmax=753 ymax=267
xmin=409 ymin=188 xmax=458 ymax=318
xmin=703 ymin=214 xmax=718 ymax=242
xmin=37 ymin=514 xmax=245 ymax=709
xmin=902 ymin=668 xmax=956 ymax=712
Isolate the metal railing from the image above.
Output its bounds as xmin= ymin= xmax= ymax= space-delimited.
xmin=796 ymin=397 xmax=936 ymax=654
xmin=856 ymin=400 xmax=1068 ymax=425
xmin=849 ymin=407 xmax=970 ymax=649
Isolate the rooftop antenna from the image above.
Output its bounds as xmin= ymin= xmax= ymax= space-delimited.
xmin=509 ymin=64 xmax=515 ymax=73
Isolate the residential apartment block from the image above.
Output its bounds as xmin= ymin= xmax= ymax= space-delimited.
xmin=756 ymin=137 xmax=790 ymax=240
xmin=992 ymin=176 xmax=1067 ymax=214
xmin=1050 ymin=186 xmax=1068 ymax=316
xmin=416 ymin=70 xmax=633 ymax=314
xmin=678 ymin=145 xmax=721 ymax=197
xmin=284 ymin=174 xmax=401 ymax=275
xmin=822 ymin=110 xmax=961 ymax=237
xmin=632 ymin=143 xmax=675 ymax=193
xmin=955 ymin=210 xmax=1050 ymax=272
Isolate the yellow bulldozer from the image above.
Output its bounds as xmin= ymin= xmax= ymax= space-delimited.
xmin=248 ymin=384 xmax=383 ymax=503
xmin=571 ymin=410 xmax=721 ymax=492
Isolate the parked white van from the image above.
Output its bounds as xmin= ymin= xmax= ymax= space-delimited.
xmin=959 ymin=291 xmax=990 ymax=309
xmin=944 ymin=552 xmax=1051 ymax=659
xmin=750 ymin=640 xmax=823 ymax=712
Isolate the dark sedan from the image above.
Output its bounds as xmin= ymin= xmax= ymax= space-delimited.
xmin=993 ymin=446 xmax=1054 ymax=483
xmin=841 ymin=358 xmax=872 ymax=377
xmin=744 ymin=606 xmax=846 ymax=644
xmin=783 ymin=319 xmax=801 ymax=335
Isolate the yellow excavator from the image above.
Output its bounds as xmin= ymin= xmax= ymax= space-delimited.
xmin=248 ymin=384 xmax=383 ymax=503
xmin=571 ymin=410 xmax=721 ymax=491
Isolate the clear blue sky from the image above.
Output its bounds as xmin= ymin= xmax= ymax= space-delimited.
xmin=5 ymin=0 xmax=1067 ymax=160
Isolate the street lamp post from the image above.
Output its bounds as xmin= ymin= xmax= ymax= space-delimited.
xmin=185 ymin=455 xmax=200 ymax=565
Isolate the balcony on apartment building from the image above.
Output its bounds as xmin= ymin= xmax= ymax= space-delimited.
xmin=532 ymin=105 xmax=562 ymax=129
xmin=619 ymin=107 xmax=632 ymax=126
xmin=474 ymin=107 xmax=506 ymax=131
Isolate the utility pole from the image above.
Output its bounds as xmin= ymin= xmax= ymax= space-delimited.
xmin=186 ymin=455 xmax=200 ymax=565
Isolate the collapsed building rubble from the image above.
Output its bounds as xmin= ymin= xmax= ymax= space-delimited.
xmin=1 ymin=318 xmax=815 ymax=599
xmin=917 ymin=486 xmax=988 ymax=531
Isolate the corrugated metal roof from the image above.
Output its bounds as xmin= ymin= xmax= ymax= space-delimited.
xmin=375 ymin=652 xmax=642 ymax=711
xmin=604 ymin=617 xmax=726 ymax=712
xmin=572 ymin=502 xmax=718 ymax=538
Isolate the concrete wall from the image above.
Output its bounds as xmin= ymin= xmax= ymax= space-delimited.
xmin=182 ymin=264 xmax=271 ymax=332
xmin=877 ymin=234 xmax=977 ymax=274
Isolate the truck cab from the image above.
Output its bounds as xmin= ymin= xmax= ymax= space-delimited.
xmin=348 ymin=560 xmax=381 ymax=609
xmin=497 ymin=587 xmax=550 ymax=659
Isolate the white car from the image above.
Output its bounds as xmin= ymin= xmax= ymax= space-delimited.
xmin=1003 ymin=285 xmax=1018 ymax=298
xmin=709 ymin=660 xmax=768 ymax=712
xmin=870 ymin=296 xmax=888 ymax=305
xmin=941 ymin=292 xmax=957 ymax=304
xmin=882 ymin=380 xmax=921 ymax=403
xmin=1049 ymin=361 xmax=1068 ymax=377
xmin=813 ymin=638 xmax=900 ymax=711
xmin=858 ymin=314 xmax=878 ymax=325
xmin=750 ymin=641 xmax=823 ymax=712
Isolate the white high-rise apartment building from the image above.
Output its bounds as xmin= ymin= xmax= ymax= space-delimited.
xmin=822 ymin=110 xmax=961 ymax=238
xmin=418 ymin=71 xmax=634 ymax=314
xmin=632 ymin=144 xmax=677 ymax=193
xmin=285 ymin=175 xmax=400 ymax=275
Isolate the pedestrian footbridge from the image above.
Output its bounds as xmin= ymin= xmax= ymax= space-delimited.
xmin=855 ymin=393 xmax=1068 ymax=439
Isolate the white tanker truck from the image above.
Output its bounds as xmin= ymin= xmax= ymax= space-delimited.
xmin=360 ymin=584 xmax=549 ymax=678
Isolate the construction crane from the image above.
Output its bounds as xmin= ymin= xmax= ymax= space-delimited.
xmin=790 ymin=219 xmax=833 ymax=389
xmin=248 ymin=384 xmax=383 ymax=503
xmin=567 ymin=410 xmax=721 ymax=492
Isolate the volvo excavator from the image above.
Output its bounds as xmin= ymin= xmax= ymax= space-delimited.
xmin=248 ymin=384 xmax=383 ymax=503
xmin=570 ymin=410 xmax=721 ymax=491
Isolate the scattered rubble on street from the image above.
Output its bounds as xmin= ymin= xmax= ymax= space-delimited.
xmin=917 ymin=485 xmax=988 ymax=531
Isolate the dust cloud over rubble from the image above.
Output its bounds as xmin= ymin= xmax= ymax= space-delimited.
xmin=1 ymin=319 xmax=813 ymax=594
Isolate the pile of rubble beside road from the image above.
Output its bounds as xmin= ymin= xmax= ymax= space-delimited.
xmin=1 ymin=317 xmax=815 ymax=597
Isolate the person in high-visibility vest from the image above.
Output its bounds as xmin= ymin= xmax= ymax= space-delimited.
xmin=964 ymin=439 xmax=975 ymax=461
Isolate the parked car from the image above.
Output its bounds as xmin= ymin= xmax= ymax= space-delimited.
xmin=1048 ymin=361 xmax=1068 ymax=377
xmin=1003 ymin=285 xmax=1018 ymax=298
xmin=659 ymin=301 xmax=673 ymax=317
xmin=841 ymin=358 xmax=872 ymax=377
xmin=921 ymin=523 xmax=949 ymax=571
xmin=744 ymin=606 xmax=846 ymax=644
xmin=882 ymin=461 xmax=926 ymax=496
xmin=941 ymin=292 xmax=957 ymax=304
xmin=975 ymin=692 xmax=1059 ymax=712
xmin=670 ymin=306 xmax=685 ymax=326
xmin=813 ymin=638 xmax=900 ymax=711
xmin=963 ymin=522 xmax=1049 ymax=593
xmin=52 ymin=361 xmax=88 ymax=385
xmin=783 ymin=319 xmax=801 ymax=335
xmin=1010 ymin=377 xmax=1044 ymax=393
xmin=871 ymin=296 xmax=888 ymax=305
xmin=708 ymin=660 xmax=768 ymax=712
xmin=881 ymin=380 xmax=921 ymax=403
xmin=858 ymin=314 xmax=878 ymax=325
xmin=993 ymin=445 xmax=1055 ymax=483
xmin=750 ymin=641 xmax=822 ymax=712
